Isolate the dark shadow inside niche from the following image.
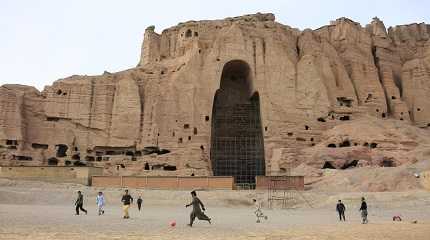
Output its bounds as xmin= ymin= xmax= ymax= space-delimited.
xmin=339 ymin=140 xmax=351 ymax=147
xmin=327 ymin=143 xmax=337 ymax=148
xmin=339 ymin=116 xmax=350 ymax=121
xmin=56 ymin=144 xmax=68 ymax=157
xmin=341 ymin=160 xmax=358 ymax=169
xmin=322 ymin=161 xmax=336 ymax=169
xmin=380 ymin=159 xmax=395 ymax=167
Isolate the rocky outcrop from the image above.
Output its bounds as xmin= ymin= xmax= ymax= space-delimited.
xmin=1 ymin=13 xmax=429 ymax=177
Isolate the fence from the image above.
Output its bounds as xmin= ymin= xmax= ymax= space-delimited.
xmin=255 ymin=176 xmax=304 ymax=190
xmin=92 ymin=176 xmax=234 ymax=190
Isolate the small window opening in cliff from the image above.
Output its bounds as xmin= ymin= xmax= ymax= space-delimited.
xmin=178 ymin=138 xmax=183 ymax=143
xmin=264 ymin=126 xmax=268 ymax=131
xmin=317 ymin=117 xmax=326 ymax=122
xmin=164 ymin=165 xmax=177 ymax=171
xmin=305 ymin=125 xmax=310 ymax=130
xmin=205 ymin=116 xmax=210 ymax=121
xmin=337 ymin=97 xmax=353 ymax=107
xmin=188 ymin=136 xmax=192 ymax=141
xmin=172 ymin=131 xmax=175 ymax=137
xmin=310 ymin=138 xmax=314 ymax=142
xmin=16 ymin=155 xmax=32 ymax=161
xmin=161 ymin=71 xmax=165 ymax=75
xmin=47 ymin=157 xmax=58 ymax=165
xmin=144 ymin=162 xmax=150 ymax=170
xmin=200 ymin=145 xmax=204 ymax=150
xmin=365 ymin=93 xmax=372 ymax=102
xmin=32 ymin=143 xmax=48 ymax=149
xmin=363 ymin=142 xmax=369 ymax=147
xmin=72 ymin=154 xmax=80 ymax=160
xmin=417 ymin=108 xmax=421 ymax=111
xmin=193 ymin=127 xmax=198 ymax=135
xmin=73 ymin=161 xmax=86 ymax=166
xmin=322 ymin=161 xmax=336 ymax=169
xmin=184 ymin=124 xmax=190 ymax=129
xmin=56 ymin=144 xmax=68 ymax=157
xmin=7 ymin=146 xmax=17 ymax=150
xmin=327 ymin=143 xmax=337 ymax=148
xmin=96 ymin=156 xmax=102 ymax=161
xmin=6 ymin=140 xmax=18 ymax=145
xmin=74 ymin=147 xmax=78 ymax=151
xmin=296 ymin=137 xmax=306 ymax=142
xmin=376 ymin=109 xmax=380 ymax=112
xmin=120 ymin=164 xmax=125 ymax=168
xmin=287 ymin=132 xmax=293 ymax=136
xmin=400 ymin=118 xmax=404 ymax=121
xmin=381 ymin=159 xmax=395 ymax=167
xmin=185 ymin=29 xmax=192 ymax=38
xmin=56 ymin=89 xmax=62 ymax=95
xmin=341 ymin=160 xmax=358 ymax=169
xmin=391 ymin=96 xmax=396 ymax=100
xmin=65 ymin=160 xmax=71 ymax=166
xmin=400 ymin=112 xmax=404 ymax=115
xmin=216 ymin=58 xmax=220 ymax=61
xmin=85 ymin=156 xmax=94 ymax=161
xmin=194 ymin=32 xmax=198 ymax=37
xmin=370 ymin=143 xmax=378 ymax=149
xmin=126 ymin=151 xmax=134 ymax=156
xmin=339 ymin=116 xmax=350 ymax=121
xmin=198 ymin=49 xmax=202 ymax=54
xmin=135 ymin=151 xmax=142 ymax=156
xmin=63 ymin=92 xmax=67 ymax=96
xmin=339 ymin=140 xmax=351 ymax=147
xmin=46 ymin=117 xmax=60 ymax=122
xmin=382 ymin=113 xmax=386 ymax=118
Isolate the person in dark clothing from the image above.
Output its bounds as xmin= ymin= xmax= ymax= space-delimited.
xmin=137 ymin=196 xmax=143 ymax=211
xmin=121 ymin=189 xmax=133 ymax=219
xmin=75 ymin=191 xmax=87 ymax=215
xmin=359 ymin=197 xmax=368 ymax=224
xmin=336 ymin=200 xmax=346 ymax=221
xmin=185 ymin=191 xmax=211 ymax=227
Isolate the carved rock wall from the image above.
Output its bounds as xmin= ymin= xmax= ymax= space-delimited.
xmin=1 ymin=13 xmax=429 ymax=176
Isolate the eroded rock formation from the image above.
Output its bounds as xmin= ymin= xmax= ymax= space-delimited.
xmin=1 ymin=13 xmax=430 ymax=182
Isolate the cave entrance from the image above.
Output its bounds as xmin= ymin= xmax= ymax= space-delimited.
xmin=210 ymin=60 xmax=265 ymax=186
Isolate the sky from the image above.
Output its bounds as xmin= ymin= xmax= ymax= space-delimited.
xmin=1 ymin=0 xmax=429 ymax=91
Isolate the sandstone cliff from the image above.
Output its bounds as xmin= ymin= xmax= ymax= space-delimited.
xmin=1 ymin=13 xmax=429 ymax=180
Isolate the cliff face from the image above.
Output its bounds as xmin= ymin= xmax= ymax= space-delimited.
xmin=1 ymin=13 xmax=429 ymax=177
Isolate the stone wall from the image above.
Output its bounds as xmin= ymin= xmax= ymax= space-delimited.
xmin=0 ymin=166 xmax=103 ymax=185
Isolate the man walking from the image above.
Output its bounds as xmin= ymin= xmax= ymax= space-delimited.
xmin=75 ymin=191 xmax=87 ymax=215
xmin=336 ymin=200 xmax=346 ymax=221
xmin=96 ymin=191 xmax=105 ymax=215
xmin=185 ymin=190 xmax=211 ymax=227
xmin=137 ymin=196 xmax=143 ymax=212
xmin=359 ymin=197 xmax=368 ymax=224
xmin=121 ymin=189 xmax=133 ymax=219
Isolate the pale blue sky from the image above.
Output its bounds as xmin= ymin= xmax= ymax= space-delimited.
xmin=1 ymin=0 xmax=429 ymax=90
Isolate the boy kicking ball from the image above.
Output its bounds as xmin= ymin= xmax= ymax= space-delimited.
xmin=253 ymin=199 xmax=268 ymax=223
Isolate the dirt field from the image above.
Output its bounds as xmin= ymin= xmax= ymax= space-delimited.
xmin=1 ymin=179 xmax=430 ymax=239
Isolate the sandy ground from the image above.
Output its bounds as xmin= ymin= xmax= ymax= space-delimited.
xmin=1 ymin=180 xmax=430 ymax=239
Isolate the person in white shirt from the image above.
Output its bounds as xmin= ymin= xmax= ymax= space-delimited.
xmin=96 ymin=191 xmax=105 ymax=215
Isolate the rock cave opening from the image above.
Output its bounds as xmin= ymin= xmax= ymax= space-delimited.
xmin=339 ymin=140 xmax=351 ymax=147
xmin=56 ymin=144 xmax=68 ymax=157
xmin=381 ymin=159 xmax=395 ymax=167
xmin=210 ymin=60 xmax=265 ymax=186
xmin=322 ymin=161 xmax=336 ymax=169
xmin=341 ymin=160 xmax=358 ymax=169
xmin=47 ymin=157 xmax=58 ymax=166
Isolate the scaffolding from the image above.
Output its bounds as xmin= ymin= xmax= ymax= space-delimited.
xmin=266 ymin=169 xmax=311 ymax=209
